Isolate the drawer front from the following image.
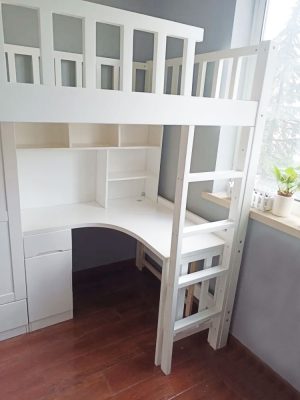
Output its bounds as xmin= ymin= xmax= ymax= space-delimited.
xmin=25 ymin=251 xmax=73 ymax=322
xmin=24 ymin=230 xmax=72 ymax=259
xmin=0 ymin=299 xmax=28 ymax=333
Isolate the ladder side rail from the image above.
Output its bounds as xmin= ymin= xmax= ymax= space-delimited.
xmin=161 ymin=125 xmax=195 ymax=375
xmin=208 ymin=41 xmax=278 ymax=349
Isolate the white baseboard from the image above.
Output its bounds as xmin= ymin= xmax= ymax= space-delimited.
xmin=29 ymin=310 xmax=73 ymax=332
xmin=0 ymin=325 xmax=28 ymax=341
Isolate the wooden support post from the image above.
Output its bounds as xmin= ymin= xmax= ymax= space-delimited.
xmin=176 ymin=263 xmax=189 ymax=319
xmin=83 ymin=17 xmax=96 ymax=89
xmin=152 ymin=32 xmax=167 ymax=94
xmin=198 ymin=257 xmax=213 ymax=312
xmin=184 ymin=261 xmax=197 ymax=317
xmin=120 ymin=25 xmax=133 ymax=92
xmin=39 ymin=5 xmax=55 ymax=86
xmin=136 ymin=242 xmax=144 ymax=271
xmin=155 ymin=258 xmax=169 ymax=366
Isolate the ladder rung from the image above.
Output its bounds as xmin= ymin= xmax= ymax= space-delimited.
xmin=183 ymin=219 xmax=234 ymax=237
xmin=178 ymin=265 xmax=228 ymax=289
xmin=174 ymin=306 xmax=221 ymax=334
xmin=188 ymin=170 xmax=243 ymax=182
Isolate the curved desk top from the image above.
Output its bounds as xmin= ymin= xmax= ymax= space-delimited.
xmin=21 ymin=197 xmax=224 ymax=260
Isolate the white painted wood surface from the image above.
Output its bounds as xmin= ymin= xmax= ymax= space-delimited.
xmin=0 ymin=124 xmax=26 ymax=301
xmin=0 ymin=300 xmax=28 ymax=337
xmin=0 ymin=85 xmax=258 ymax=126
xmin=20 ymin=198 xmax=224 ymax=262
xmin=25 ymin=250 xmax=73 ymax=327
xmin=23 ymin=229 xmax=72 ymax=259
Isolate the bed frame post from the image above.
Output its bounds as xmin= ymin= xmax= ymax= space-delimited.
xmin=155 ymin=257 xmax=169 ymax=366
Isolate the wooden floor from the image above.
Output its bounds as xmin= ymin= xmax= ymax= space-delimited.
xmin=0 ymin=262 xmax=299 ymax=400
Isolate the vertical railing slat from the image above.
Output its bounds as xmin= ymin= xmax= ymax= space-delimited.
xmin=32 ymin=55 xmax=40 ymax=84
xmin=222 ymin=58 xmax=233 ymax=99
xmin=196 ymin=61 xmax=207 ymax=97
xmin=211 ymin=59 xmax=224 ymax=98
xmin=228 ymin=57 xmax=242 ymax=99
xmin=83 ymin=17 xmax=96 ymax=89
xmin=76 ymin=60 xmax=83 ymax=88
xmin=120 ymin=25 xmax=133 ymax=92
xmin=39 ymin=6 xmax=55 ymax=86
xmin=113 ymin=64 xmax=119 ymax=90
xmin=132 ymin=65 xmax=137 ymax=91
xmin=171 ymin=65 xmax=179 ymax=95
xmin=7 ymin=52 xmax=16 ymax=83
xmin=180 ymin=38 xmax=196 ymax=96
xmin=54 ymin=57 xmax=62 ymax=87
xmin=152 ymin=32 xmax=167 ymax=94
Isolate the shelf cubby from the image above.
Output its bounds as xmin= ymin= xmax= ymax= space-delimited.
xmin=119 ymin=125 xmax=162 ymax=147
xmin=69 ymin=123 xmax=119 ymax=148
xmin=15 ymin=123 xmax=69 ymax=149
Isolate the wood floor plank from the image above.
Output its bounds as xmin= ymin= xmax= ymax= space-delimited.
xmin=0 ymin=264 xmax=298 ymax=400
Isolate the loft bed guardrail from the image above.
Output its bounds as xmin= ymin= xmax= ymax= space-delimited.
xmin=0 ymin=0 xmax=203 ymax=94
xmin=0 ymin=0 xmax=270 ymax=127
xmin=3 ymin=42 xmax=260 ymax=101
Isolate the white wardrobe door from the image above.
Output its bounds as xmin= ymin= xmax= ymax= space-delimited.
xmin=0 ymin=222 xmax=14 ymax=304
xmin=25 ymin=251 xmax=73 ymax=322
xmin=1 ymin=124 xmax=26 ymax=300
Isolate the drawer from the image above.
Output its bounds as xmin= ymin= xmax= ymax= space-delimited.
xmin=24 ymin=230 xmax=72 ymax=259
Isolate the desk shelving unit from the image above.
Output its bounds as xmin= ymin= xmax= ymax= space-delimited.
xmin=15 ymin=122 xmax=163 ymax=209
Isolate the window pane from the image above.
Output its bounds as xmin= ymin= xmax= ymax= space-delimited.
xmin=256 ymin=0 xmax=300 ymax=198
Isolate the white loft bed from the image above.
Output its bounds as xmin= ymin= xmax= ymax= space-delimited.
xmin=0 ymin=0 xmax=276 ymax=376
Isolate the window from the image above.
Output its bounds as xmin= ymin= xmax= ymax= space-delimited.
xmin=256 ymin=0 xmax=300 ymax=200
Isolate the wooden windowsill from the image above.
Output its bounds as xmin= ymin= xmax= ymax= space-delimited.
xmin=202 ymin=192 xmax=300 ymax=240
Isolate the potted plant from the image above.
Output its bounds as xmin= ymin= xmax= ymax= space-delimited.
xmin=272 ymin=166 xmax=300 ymax=217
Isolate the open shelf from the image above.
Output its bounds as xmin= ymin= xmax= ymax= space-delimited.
xmin=15 ymin=123 xmax=69 ymax=149
xmin=108 ymin=170 xmax=154 ymax=182
xmin=119 ymin=125 xmax=162 ymax=147
xmin=69 ymin=123 xmax=119 ymax=148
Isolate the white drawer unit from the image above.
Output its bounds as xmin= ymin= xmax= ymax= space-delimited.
xmin=24 ymin=229 xmax=72 ymax=259
xmin=25 ymin=250 xmax=73 ymax=331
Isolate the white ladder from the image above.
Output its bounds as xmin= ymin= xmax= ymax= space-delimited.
xmin=158 ymin=41 xmax=278 ymax=375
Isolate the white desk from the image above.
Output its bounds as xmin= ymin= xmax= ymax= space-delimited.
xmin=21 ymin=197 xmax=224 ymax=262
xmin=21 ymin=196 xmax=225 ymax=363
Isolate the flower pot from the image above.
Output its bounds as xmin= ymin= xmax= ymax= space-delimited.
xmin=272 ymin=194 xmax=294 ymax=217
